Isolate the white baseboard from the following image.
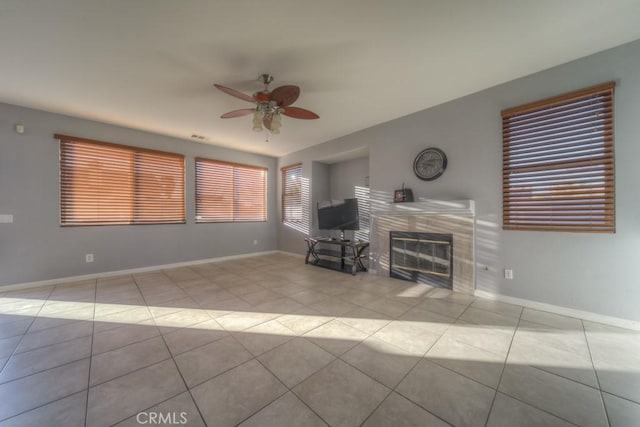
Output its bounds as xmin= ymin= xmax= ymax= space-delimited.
xmin=6 ymin=252 xmax=636 ymax=332
xmin=0 ymin=250 xmax=280 ymax=292
xmin=474 ymin=290 xmax=640 ymax=332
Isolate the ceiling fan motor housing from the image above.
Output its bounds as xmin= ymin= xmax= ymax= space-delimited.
xmin=254 ymin=91 xmax=271 ymax=103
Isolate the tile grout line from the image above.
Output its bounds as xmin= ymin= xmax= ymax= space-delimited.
xmin=0 ymin=356 xmax=93 ymax=387
xmin=88 ymin=338 xmax=174 ymax=388
xmin=354 ymin=374 xmax=414 ymax=427
xmin=0 ymin=389 xmax=89 ymax=424
xmin=0 ymin=337 xmax=92 ymax=387
xmin=482 ymin=309 xmax=585 ymax=427
xmin=177 ymin=312 xmax=327 ymax=390
xmin=5 ymin=258 xmax=619 ymax=426
xmin=528 ymin=365 xmax=603 ymax=391
xmin=83 ymin=296 xmax=297 ymax=399
xmin=482 ymin=306 xmax=523 ymax=427
xmin=90 ymin=326 xmax=162 ymax=357
xmin=233 ymin=357 xmax=310 ymax=427
xmin=199 ymin=274 xmax=371 ymax=426
xmin=333 ymin=290 xmax=469 ymax=427
xmin=581 ymin=318 xmax=612 ymax=427
xmin=509 ymin=309 xmax=614 ymax=394
xmin=129 ymin=271 xmax=209 ymax=427
xmin=370 ymin=301 xmax=468 ymax=427
xmin=150 ymin=324 xmax=228 ymax=358
xmin=0 ymin=283 xmax=90 ymax=423
xmin=184 ymin=266 xmax=316 ymax=426
xmin=0 ymin=285 xmax=55 ymax=377
xmin=10 ymin=322 xmax=94 ymax=356
xmin=83 ymin=278 xmax=98 ymax=427
xmin=17 ymin=302 xmax=94 ymax=333
xmin=110 ymin=389 xmax=193 ymax=426
xmin=282 ymin=358 xmax=351 ymax=427
xmin=595 ymin=390 xmax=640 ymax=407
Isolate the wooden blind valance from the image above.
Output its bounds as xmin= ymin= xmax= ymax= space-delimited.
xmin=501 ymin=82 xmax=615 ymax=233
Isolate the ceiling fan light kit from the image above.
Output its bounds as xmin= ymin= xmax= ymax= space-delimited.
xmin=252 ymin=110 xmax=264 ymax=132
xmin=215 ymin=74 xmax=318 ymax=135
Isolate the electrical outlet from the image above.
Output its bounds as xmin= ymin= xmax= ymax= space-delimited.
xmin=85 ymin=253 xmax=94 ymax=263
xmin=253 ymin=240 xmax=258 ymax=245
xmin=504 ymin=269 xmax=513 ymax=280
xmin=0 ymin=214 xmax=14 ymax=223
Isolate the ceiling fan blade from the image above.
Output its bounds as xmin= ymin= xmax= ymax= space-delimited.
xmin=214 ymin=84 xmax=256 ymax=103
xmin=270 ymin=85 xmax=300 ymax=106
xmin=282 ymin=106 xmax=319 ymax=119
xmin=220 ymin=109 xmax=255 ymax=118
xmin=263 ymin=116 xmax=272 ymax=131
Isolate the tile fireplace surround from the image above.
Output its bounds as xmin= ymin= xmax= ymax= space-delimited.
xmin=370 ymin=200 xmax=475 ymax=294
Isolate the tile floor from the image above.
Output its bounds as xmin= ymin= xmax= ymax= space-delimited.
xmin=0 ymin=253 xmax=638 ymax=426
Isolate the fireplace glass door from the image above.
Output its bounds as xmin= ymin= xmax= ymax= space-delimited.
xmin=389 ymin=232 xmax=453 ymax=288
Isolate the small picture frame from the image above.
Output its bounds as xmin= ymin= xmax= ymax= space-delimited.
xmin=394 ymin=188 xmax=414 ymax=203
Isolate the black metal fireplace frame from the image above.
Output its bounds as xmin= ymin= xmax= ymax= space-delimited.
xmin=389 ymin=231 xmax=453 ymax=288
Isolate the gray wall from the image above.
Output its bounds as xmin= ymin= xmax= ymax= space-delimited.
xmin=329 ymin=157 xmax=369 ymax=201
xmin=0 ymin=103 xmax=278 ymax=286
xmin=277 ymin=39 xmax=640 ymax=321
xmin=327 ymin=157 xmax=370 ymax=241
xmin=277 ymin=141 xmax=371 ymax=254
xmin=311 ymin=162 xmax=330 ymax=237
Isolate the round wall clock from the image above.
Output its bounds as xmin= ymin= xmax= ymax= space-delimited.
xmin=413 ymin=148 xmax=447 ymax=181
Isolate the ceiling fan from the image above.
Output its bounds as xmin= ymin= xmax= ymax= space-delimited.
xmin=214 ymin=74 xmax=319 ymax=134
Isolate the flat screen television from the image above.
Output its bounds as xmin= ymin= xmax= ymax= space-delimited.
xmin=317 ymin=198 xmax=360 ymax=231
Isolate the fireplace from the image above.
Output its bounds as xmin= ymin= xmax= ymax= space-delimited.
xmin=369 ymin=199 xmax=475 ymax=295
xmin=389 ymin=232 xmax=453 ymax=288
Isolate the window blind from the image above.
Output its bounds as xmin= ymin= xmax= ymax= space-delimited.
xmin=281 ymin=163 xmax=302 ymax=222
xmin=195 ymin=158 xmax=267 ymax=223
xmin=501 ymin=82 xmax=615 ymax=233
xmin=58 ymin=135 xmax=185 ymax=226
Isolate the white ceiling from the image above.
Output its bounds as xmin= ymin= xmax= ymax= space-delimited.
xmin=1 ymin=1 xmax=639 ymax=157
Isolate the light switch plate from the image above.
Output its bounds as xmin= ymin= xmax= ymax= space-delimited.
xmin=0 ymin=214 xmax=14 ymax=223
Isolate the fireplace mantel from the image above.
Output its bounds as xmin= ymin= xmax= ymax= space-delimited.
xmin=370 ymin=199 xmax=475 ymax=217
xmin=369 ymin=199 xmax=475 ymax=294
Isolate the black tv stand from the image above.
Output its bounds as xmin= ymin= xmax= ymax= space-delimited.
xmin=304 ymin=237 xmax=369 ymax=275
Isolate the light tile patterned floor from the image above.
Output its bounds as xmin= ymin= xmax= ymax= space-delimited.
xmin=0 ymin=252 xmax=638 ymax=426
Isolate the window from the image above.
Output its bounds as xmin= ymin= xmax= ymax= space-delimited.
xmin=58 ymin=135 xmax=185 ymax=226
xmin=501 ymin=82 xmax=615 ymax=233
xmin=281 ymin=163 xmax=302 ymax=223
xmin=354 ymin=186 xmax=370 ymax=242
xmin=195 ymin=158 xmax=267 ymax=222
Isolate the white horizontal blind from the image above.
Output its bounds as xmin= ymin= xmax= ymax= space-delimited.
xmin=58 ymin=135 xmax=185 ymax=226
xmin=195 ymin=158 xmax=267 ymax=223
xmin=281 ymin=163 xmax=302 ymax=222
xmin=501 ymin=82 xmax=615 ymax=233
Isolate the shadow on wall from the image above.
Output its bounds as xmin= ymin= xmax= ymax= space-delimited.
xmin=368 ymin=189 xmax=400 ymax=272
xmin=475 ymin=218 xmax=501 ymax=294
xmin=284 ymin=182 xmax=371 ymax=243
